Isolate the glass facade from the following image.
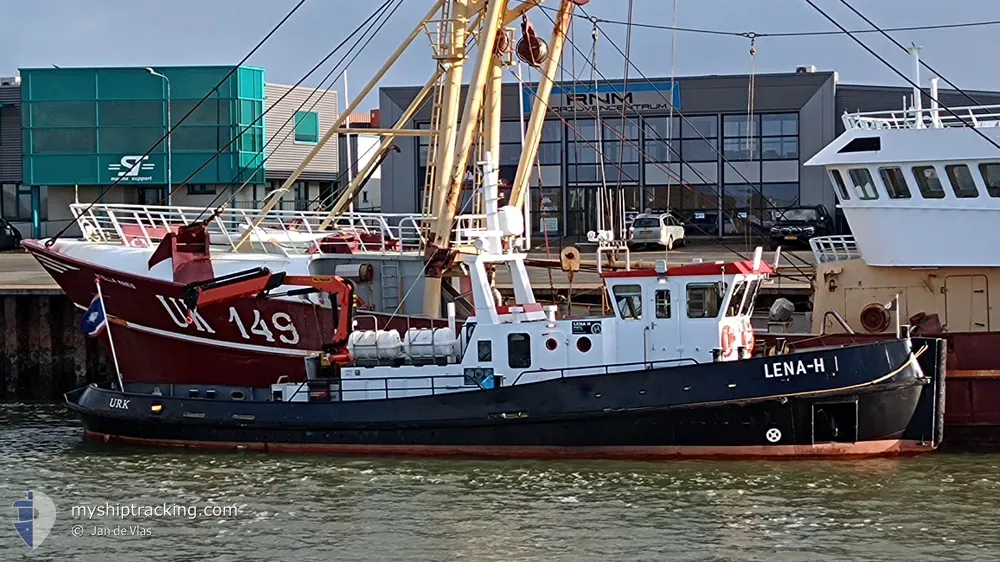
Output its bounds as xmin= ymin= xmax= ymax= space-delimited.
xmin=20 ymin=66 xmax=266 ymax=187
xmin=412 ymin=110 xmax=800 ymax=238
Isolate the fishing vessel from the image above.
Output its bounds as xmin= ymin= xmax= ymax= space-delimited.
xmin=65 ymin=156 xmax=946 ymax=459
xmin=759 ymin=64 xmax=1000 ymax=447
xmin=22 ymin=0 xmax=582 ymax=387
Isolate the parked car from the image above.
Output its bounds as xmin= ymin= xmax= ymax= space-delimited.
xmin=627 ymin=211 xmax=686 ymax=250
xmin=0 ymin=218 xmax=22 ymax=251
xmin=768 ymin=205 xmax=832 ymax=249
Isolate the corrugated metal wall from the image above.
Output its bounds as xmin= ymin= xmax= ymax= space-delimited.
xmin=0 ymin=85 xmax=21 ymax=183
xmin=0 ymin=292 xmax=109 ymax=400
xmin=265 ymin=83 xmax=339 ymax=180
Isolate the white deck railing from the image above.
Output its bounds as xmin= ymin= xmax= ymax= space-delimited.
xmin=809 ymin=235 xmax=862 ymax=264
xmin=69 ymin=203 xmax=489 ymax=255
xmin=843 ymin=104 xmax=1000 ymax=131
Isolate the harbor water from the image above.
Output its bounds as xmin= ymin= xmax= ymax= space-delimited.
xmin=2 ymin=404 xmax=999 ymax=562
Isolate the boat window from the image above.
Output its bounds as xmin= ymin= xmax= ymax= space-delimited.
xmin=507 ymin=333 xmax=531 ymax=369
xmin=655 ymin=289 xmax=671 ymax=319
xmin=878 ymin=167 xmax=911 ymax=199
xmin=477 ymin=340 xmax=492 ymax=362
xmin=613 ymin=284 xmax=643 ymax=320
xmin=848 ymin=168 xmax=879 ymax=200
xmin=945 ymin=164 xmax=979 ymax=198
xmin=829 ymin=170 xmax=851 ymax=200
xmin=726 ymin=281 xmax=749 ymax=317
xmin=687 ymin=283 xmax=723 ymax=319
xmin=912 ymin=166 xmax=945 ymax=199
xmin=740 ymin=278 xmax=761 ymax=316
xmin=978 ymin=163 xmax=1000 ymax=198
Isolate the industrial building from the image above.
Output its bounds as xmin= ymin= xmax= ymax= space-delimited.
xmin=377 ymin=68 xmax=1000 ymax=238
xmin=0 ymin=66 xmax=340 ymax=238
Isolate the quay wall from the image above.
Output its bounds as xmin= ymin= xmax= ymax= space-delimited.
xmin=1 ymin=291 xmax=109 ymax=401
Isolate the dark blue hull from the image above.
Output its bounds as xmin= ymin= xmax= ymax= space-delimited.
xmin=65 ymin=338 xmax=947 ymax=459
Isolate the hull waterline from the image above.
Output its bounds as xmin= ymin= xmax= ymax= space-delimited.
xmin=64 ymin=338 xmax=947 ymax=460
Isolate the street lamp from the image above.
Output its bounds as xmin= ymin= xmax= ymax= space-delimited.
xmin=146 ymin=67 xmax=172 ymax=206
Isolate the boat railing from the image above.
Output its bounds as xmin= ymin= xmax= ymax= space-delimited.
xmin=809 ymin=235 xmax=862 ymax=264
xmin=69 ymin=203 xmax=491 ymax=255
xmin=510 ymin=357 xmax=700 ymax=386
xmin=842 ymin=104 xmax=1000 ymax=130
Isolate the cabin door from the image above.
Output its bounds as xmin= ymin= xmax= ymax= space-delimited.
xmin=645 ymin=286 xmax=681 ymax=366
xmin=609 ymin=283 xmax=648 ymax=365
xmin=944 ymin=275 xmax=989 ymax=331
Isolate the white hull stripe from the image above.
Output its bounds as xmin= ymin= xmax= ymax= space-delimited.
xmin=72 ymin=303 xmax=313 ymax=358
xmin=31 ymin=252 xmax=80 ymax=274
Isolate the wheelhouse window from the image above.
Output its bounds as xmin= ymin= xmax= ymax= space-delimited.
xmin=878 ymin=167 xmax=911 ymax=199
xmin=655 ymin=289 xmax=671 ymax=318
xmin=612 ymin=284 xmax=643 ymax=320
xmin=507 ymin=333 xmax=531 ymax=369
xmin=477 ymin=340 xmax=492 ymax=362
xmin=848 ymin=168 xmax=879 ymax=200
xmin=912 ymin=166 xmax=945 ymax=199
xmin=946 ymin=164 xmax=979 ymax=198
xmin=978 ymin=163 xmax=1000 ymax=198
xmin=829 ymin=170 xmax=851 ymax=200
xmin=726 ymin=281 xmax=749 ymax=317
xmin=740 ymin=278 xmax=761 ymax=316
xmin=687 ymin=283 xmax=723 ymax=319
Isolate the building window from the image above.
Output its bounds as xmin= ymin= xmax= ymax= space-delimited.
xmin=30 ymin=129 xmax=97 ymax=154
xmin=687 ymin=283 xmax=722 ymax=319
xmin=978 ymin=163 xmax=1000 ymax=198
xmin=878 ymin=167 xmax=911 ymax=199
xmin=612 ymin=284 xmax=643 ymax=320
xmin=2 ymin=184 xmax=33 ymax=221
xmin=945 ymin=164 xmax=979 ymax=198
xmin=187 ymin=185 xmax=216 ymax=195
xmin=912 ymin=166 xmax=945 ymax=199
xmin=642 ymin=116 xmax=679 ymax=163
xmin=848 ymin=168 xmax=879 ymax=200
xmin=760 ymin=113 xmax=798 ymax=160
xmin=294 ymin=111 xmax=319 ymax=144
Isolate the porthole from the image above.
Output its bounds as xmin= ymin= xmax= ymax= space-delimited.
xmin=230 ymin=390 xmax=246 ymax=400
xmin=577 ymin=337 xmax=592 ymax=353
xmin=545 ymin=338 xmax=558 ymax=351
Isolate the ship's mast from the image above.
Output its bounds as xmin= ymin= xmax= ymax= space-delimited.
xmin=422 ymin=0 xmax=586 ymax=316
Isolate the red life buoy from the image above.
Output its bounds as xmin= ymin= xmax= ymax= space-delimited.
xmin=721 ymin=325 xmax=737 ymax=356
xmin=742 ymin=320 xmax=755 ymax=352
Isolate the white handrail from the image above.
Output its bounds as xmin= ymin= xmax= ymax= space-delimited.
xmin=809 ymin=235 xmax=862 ymax=264
xmin=68 ymin=202 xmax=495 ymax=256
xmin=843 ymin=103 xmax=1000 ymax=130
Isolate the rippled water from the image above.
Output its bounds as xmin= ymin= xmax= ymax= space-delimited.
xmin=2 ymin=404 xmax=999 ymax=561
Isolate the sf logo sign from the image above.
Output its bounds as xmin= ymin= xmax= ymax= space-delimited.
xmin=108 ymin=155 xmax=155 ymax=181
xmin=11 ymin=491 xmax=57 ymax=550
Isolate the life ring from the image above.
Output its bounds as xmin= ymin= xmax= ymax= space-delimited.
xmin=721 ymin=325 xmax=737 ymax=356
xmin=742 ymin=320 xmax=755 ymax=353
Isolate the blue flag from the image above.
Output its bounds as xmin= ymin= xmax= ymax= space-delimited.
xmin=80 ymin=295 xmax=107 ymax=337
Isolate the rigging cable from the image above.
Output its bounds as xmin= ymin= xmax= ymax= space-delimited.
xmin=563 ymin=6 xmax=816 ymax=277
xmin=537 ymin=7 xmax=1000 ymax=38
xmin=744 ymin=34 xmax=757 ymax=250
xmin=801 ymin=0 xmax=1000 ymax=154
xmin=197 ymin=0 xmax=403 ymax=220
xmin=566 ymin=9 xmax=820 ymax=275
xmin=47 ymin=0 xmax=309 ymax=245
xmin=615 ymin=0 xmax=635 ymax=244
xmin=665 ymin=0 xmax=678 ymax=263
xmin=834 ymin=0 xmax=982 ymax=107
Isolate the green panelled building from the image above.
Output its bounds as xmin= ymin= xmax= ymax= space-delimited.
xmin=20 ymin=65 xmax=266 ymax=193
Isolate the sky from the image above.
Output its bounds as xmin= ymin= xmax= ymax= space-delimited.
xmin=3 ymin=0 xmax=1000 ymax=110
